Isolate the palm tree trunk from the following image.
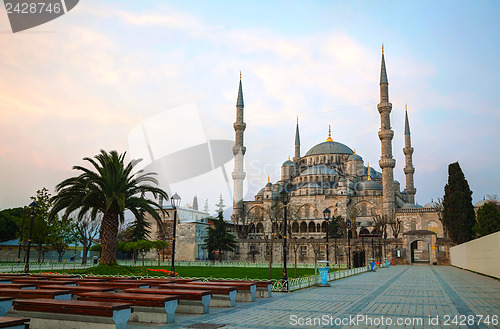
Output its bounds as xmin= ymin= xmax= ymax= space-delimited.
xmin=100 ymin=212 xmax=119 ymax=265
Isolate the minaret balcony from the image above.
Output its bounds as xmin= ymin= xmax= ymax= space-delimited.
xmin=403 ymin=147 xmax=414 ymax=155
xmin=378 ymin=130 xmax=394 ymax=140
xmin=377 ymin=102 xmax=392 ymax=113
xmin=233 ymin=122 xmax=246 ymax=130
xmin=379 ymin=158 xmax=396 ymax=168
xmin=403 ymin=167 xmax=415 ymax=175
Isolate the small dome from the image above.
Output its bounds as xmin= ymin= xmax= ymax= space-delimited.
xmin=257 ymin=188 xmax=264 ymax=196
xmin=282 ymin=159 xmax=295 ymax=167
xmin=356 ymin=180 xmax=383 ymax=191
xmin=364 ymin=167 xmax=382 ymax=179
xmin=266 ymin=182 xmax=273 ymax=187
xmin=348 ymin=154 xmax=363 ymax=161
xmin=424 ymin=201 xmax=438 ymax=208
xmin=475 ymin=200 xmax=488 ymax=208
xmin=304 ymin=141 xmax=353 ymax=156
xmin=301 ymin=166 xmax=338 ymax=176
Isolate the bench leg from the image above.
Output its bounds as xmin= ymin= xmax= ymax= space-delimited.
xmin=164 ymin=300 xmax=177 ymax=323
xmin=54 ymin=294 xmax=72 ymax=300
xmin=229 ymin=290 xmax=236 ymax=307
xmin=0 ymin=300 xmax=12 ymax=316
xmin=112 ymin=308 xmax=131 ymax=329
xmin=250 ymin=286 xmax=256 ymax=302
xmin=201 ymin=295 xmax=211 ymax=314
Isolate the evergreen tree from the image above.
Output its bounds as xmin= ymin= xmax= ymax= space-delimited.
xmin=204 ymin=199 xmax=209 ymax=213
xmin=215 ymin=194 xmax=225 ymax=214
xmin=0 ymin=208 xmax=22 ymax=242
xmin=204 ymin=212 xmax=236 ymax=263
xmin=193 ymin=195 xmax=199 ymax=210
xmin=442 ymin=162 xmax=475 ymax=244
xmin=473 ymin=203 xmax=500 ymax=238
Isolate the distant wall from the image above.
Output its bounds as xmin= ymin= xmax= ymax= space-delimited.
xmin=450 ymin=231 xmax=500 ymax=278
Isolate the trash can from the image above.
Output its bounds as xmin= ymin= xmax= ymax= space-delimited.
xmin=93 ymin=256 xmax=98 ymax=265
xmin=384 ymin=258 xmax=390 ymax=268
xmin=369 ymin=258 xmax=377 ymax=271
xmin=317 ymin=260 xmax=330 ymax=286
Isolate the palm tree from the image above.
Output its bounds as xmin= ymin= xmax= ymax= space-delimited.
xmin=50 ymin=150 xmax=168 ymax=265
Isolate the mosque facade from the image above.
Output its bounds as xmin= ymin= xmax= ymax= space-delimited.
xmin=229 ymin=48 xmax=452 ymax=266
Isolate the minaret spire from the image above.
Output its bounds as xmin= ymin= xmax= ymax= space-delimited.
xmin=377 ymin=46 xmax=396 ymax=216
xmin=403 ymin=104 xmax=416 ymax=203
xmin=231 ymin=72 xmax=246 ymax=222
xmin=326 ymin=125 xmax=333 ymax=142
xmin=293 ymin=117 xmax=301 ymax=163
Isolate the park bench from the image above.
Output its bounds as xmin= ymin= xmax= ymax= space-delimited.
xmin=78 ymin=281 xmax=150 ymax=292
xmin=0 ymin=281 xmax=11 ymax=285
xmin=9 ymin=298 xmax=132 ymax=329
xmin=186 ymin=281 xmax=256 ymax=302
xmin=140 ymin=278 xmax=198 ymax=286
xmin=0 ymin=288 xmax=72 ymax=300
xmin=78 ymin=292 xmax=178 ymax=324
xmin=0 ymin=316 xmax=29 ymax=329
xmin=159 ymin=283 xmax=237 ymax=308
xmin=73 ymin=278 xmax=110 ymax=283
xmin=21 ymin=280 xmax=77 ymax=287
xmin=0 ymin=285 xmax=35 ymax=290
xmin=38 ymin=285 xmax=115 ymax=299
xmin=210 ymin=279 xmax=273 ymax=298
xmin=0 ymin=297 xmax=13 ymax=317
xmin=124 ymin=288 xmax=212 ymax=314
xmin=31 ymin=274 xmax=80 ymax=279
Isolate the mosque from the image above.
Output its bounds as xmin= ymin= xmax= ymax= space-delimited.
xmin=229 ymin=47 xmax=452 ymax=266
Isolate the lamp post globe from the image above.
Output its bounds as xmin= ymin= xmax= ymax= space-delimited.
xmin=170 ymin=193 xmax=181 ymax=278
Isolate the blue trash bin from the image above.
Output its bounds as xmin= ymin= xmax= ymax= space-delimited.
xmin=317 ymin=261 xmax=330 ymax=285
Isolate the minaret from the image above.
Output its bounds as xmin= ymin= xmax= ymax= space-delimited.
xmin=231 ymin=72 xmax=246 ymax=222
xmin=377 ymin=46 xmax=396 ymax=216
xmin=403 ymin=104 xmax=416 ymax=203
xmin=293 ymin=117 xmax=300 ymax=163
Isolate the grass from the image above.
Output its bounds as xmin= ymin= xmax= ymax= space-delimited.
xmin=37 ymin=264 xmax=320 ymax=280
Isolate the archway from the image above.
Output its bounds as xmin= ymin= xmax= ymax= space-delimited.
xmin=403 ymin=230 xmax=437 ymax=264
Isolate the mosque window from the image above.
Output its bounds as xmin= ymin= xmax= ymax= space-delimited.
xmin=308 ymin=221 xmax=316 ymax=232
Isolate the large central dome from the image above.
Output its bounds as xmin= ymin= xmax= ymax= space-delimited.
xmin=304 ymin=141 xmax=354 ymax=156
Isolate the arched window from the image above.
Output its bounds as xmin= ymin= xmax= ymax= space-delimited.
xmin=411 ymin=222 xmax=417 ymax=231
xmin=256 ymin=223 xmax=264 ymax=233
xmin=292 ymin=221 xmax=299 ymax=233
xmin=427 ymin=221 xmax=439 ymax=235
xmin=321 ymin=221 xmax=327 ymax=232
xmin=300 ymin=221 xmax=307 ymax=233
xmin=308 ymin=221 xmax=316 ymax=232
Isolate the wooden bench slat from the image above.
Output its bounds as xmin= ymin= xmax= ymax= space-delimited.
xmin=0 ymin=316 xmax=29 ymax=328
xmin=78 ymin=292 xmax=178 ymax=307
xmin=14 ymin=298 xmax=132 ymax=317
xmin=124 ymin=288 xmax=211 ymax=300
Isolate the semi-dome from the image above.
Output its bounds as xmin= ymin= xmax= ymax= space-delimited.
xmin=282 ymin=159 xmax=295 ymax=167
xmin=304 ymin=141 xmax=354 ymax=157
xmin=301 ymin=165 xmax=338 ymax=176
xmin=256 ymin=188 xmax=264 ymax=196
xmin=356 ymin=180 xmax=383 ymax=191
xmin=348 ymin=153 xmax=362 ymax=161
xmin=299 ymin=182 xmax=322 ymax=189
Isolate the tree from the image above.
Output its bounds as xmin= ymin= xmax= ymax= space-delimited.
xmin=47 ymin=215 xmax=73 ymax=262
xmin=50 ymin=150 xmax=168 ymax=265
xmin=442 ymin=162 xmax=475 ymax=244
xmin=71 ymin=212 xmax=101 ymax=265
xmin=24 ymin=188 xmax=53 ymax=263
xmin=192 ymin=195 xmax=199 ymax=211
xmin=124 ymin=240 xmax=153 ymax=266
xmin=152 ymin=240 xmax=169 ymax=266
xmin=204 ymin=212 xmax=237 ymax=263
xmin=215 ymin=194 xmax=225 ymax=214
xmin=203 ymin=199 xmax=209 ymax=213
xmin=473 ymin=203 xmax=500 ymax=238
xmin=0 ymin=208 xmax=22 ymax=242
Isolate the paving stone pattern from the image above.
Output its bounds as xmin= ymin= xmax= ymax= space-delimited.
xmin=128 ymin=265 xmax=500 ymax=329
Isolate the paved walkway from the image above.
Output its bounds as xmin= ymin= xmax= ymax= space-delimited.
xmin=129 ymin=265 xmax=500 ymax=329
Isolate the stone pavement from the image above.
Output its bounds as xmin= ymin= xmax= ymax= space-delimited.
xmin=128 ymin=265 xmax=500 ymax=329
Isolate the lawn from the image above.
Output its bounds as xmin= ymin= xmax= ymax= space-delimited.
xmin=46 ymin=264 xmax=319 ymax=280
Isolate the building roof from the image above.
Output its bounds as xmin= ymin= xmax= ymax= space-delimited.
xmin=356 ymin=180 xmax=383 ymax=191
xmin=282 ymin=159 xmax=295 ymax=167
xmin=304 ymin=141 xmax=354 ymax=157
xmin=348 ymin=153 xmax=363 ymax=161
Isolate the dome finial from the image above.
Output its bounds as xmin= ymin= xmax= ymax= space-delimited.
xmin=382 ymin=44 xmax=384 ymax=54
xmin=354 ymin=149 xmax=356 ymax=155
xmin=240 ymin=71 xmax=242 ymax=80
xmin=297 ymin=116 xmax=299 ymax=124
xmin=367 ymin=162 xmax=371 ymax=181
xmin=326 ymin=125 xmax=333 ymax=142
xmin=268 ymin=175 xmax=270 ymax=183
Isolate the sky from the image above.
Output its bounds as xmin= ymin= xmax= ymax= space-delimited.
xmin=0 ymin=0 xmax=499 ymax=214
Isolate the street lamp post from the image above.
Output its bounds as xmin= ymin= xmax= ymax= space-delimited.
xmin=170 ymin=193 xmax=181 ymax=278
xmin=322 ymin=208 xmax=331 ymax=262
xmin=346 ymin=219 xmax=352 ymax=269
xmin=280 ymin=187 xmax=290 ymax=292
xmin=24 ymin=201 xmax=38 ymax=273
xmin=17 ymin=206 xmax=27 ymax=264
